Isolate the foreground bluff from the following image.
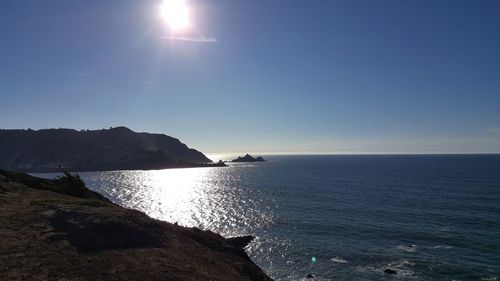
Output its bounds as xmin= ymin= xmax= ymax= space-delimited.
xmin=0 ymin=127 xmax=212 ymax=172
xmin=0 ymin=170 xmax=273 ymax=281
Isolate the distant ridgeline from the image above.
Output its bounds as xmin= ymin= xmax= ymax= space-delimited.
xmin=0 ymin=127 xmax=214 ymax=173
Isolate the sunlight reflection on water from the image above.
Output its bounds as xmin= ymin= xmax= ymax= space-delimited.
xmin=33 ymin=155 xmax=500 ymax=281
xmin=79 ymin=166 xmax=276 ymax=238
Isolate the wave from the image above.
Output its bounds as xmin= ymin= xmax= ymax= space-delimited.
xmin=330 ymin=257 xmax=348 ymax=263
xmin=433 ymin=245 xmax=453 ymax=249
xmin=396 ymin=244 xmax=417 ymax=252
xmin=480 ymin=277 xmax=498 ymax=281
xmin=354 ymin=260 xmax=418 ymax=279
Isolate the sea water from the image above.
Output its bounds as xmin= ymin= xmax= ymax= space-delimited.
xmin=37 ymin=155 xmax=500 ymax=280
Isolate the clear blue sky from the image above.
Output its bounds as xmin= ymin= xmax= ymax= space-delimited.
xmin=1 ymin=0 xmax=499 ymax=154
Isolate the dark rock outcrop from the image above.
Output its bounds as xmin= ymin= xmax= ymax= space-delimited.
xmin=0 ymin=170 xmax=273 ymax=281
xmin=231 ymin=154 xmax=266 ymax=163
xmin=384 ymin=269 xmax=397 ymax=275
xmin=216 ymin=160 xmax=226 ymax=166
xmin=49 ymin=209 xmax=167 ymax=252
xmin=226 ymin=235 xmax=255 ymax=248
xmin=0 ymin=127 xmax=213 ymax=172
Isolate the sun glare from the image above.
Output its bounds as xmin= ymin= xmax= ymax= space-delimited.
xmin=160 ymin=0 xmax=191 ymax=31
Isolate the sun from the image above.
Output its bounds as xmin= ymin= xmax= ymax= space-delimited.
xmin=160 ymin=0 xmax=191 ymax=31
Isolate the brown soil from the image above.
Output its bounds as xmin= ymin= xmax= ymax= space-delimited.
xmin=0 ymin=170 xmax=273 ymax=281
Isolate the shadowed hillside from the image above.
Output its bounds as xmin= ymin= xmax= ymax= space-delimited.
xmin=0 ymin=169 xmax=273 ymax=281
xmin=0 ymin=127 xmax=212 ymax=172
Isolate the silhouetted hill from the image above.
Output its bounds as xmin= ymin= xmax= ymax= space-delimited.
xmin=0 ymin=127 xmax=212 ymax=172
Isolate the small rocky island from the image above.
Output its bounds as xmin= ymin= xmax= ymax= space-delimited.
xmin=0 ymin=169 xmax=272 ymax=281
xmin=231 ymin=154 xmax=266 ymax=162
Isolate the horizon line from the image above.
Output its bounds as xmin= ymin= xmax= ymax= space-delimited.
xmin=205 ymin=151 xmax=500 ymax=158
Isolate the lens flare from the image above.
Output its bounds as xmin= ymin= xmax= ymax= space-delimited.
xmin=160 ymin=0 xmax=191 ymax=31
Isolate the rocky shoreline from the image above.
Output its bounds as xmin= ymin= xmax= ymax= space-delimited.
xmin=0 ymin=169 xmax=272 ymax=281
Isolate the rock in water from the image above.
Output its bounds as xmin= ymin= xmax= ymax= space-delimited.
xmin=384 ymin=269 xmax=397 ymax=274
xmin=231 ymin=154 xmax=266 ymax=162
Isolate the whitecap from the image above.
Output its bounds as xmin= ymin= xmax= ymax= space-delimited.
xmin=388 ymin=259 xmax=416 ymax=268
xmin=330 ymin=257 xmax=348 ymax=263
xmin=480 ymin=277 xmax=498 ymax=281
xmin=396 ymin=244 xmax=417 ymax=252
xmin=433 ymin=245 xmax=453 ymax=249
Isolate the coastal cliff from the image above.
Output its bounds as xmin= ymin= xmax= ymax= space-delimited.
xmin=0 ymin=170 xmax=273 ymax=281
xmin=0 ymin=127 xmax=214 ymax=173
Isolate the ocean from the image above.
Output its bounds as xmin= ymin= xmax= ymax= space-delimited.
xmin=37 ymin=155 xmax=500 ymax=281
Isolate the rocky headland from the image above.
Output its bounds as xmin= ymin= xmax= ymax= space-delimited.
xmin=0 ymin=127 xmax=225 ymax=173
xmin=0 ymin=169 xmax=272 ymax=281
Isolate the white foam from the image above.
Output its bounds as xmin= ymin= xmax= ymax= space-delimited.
xmin=433 ymin=245 xmax=453 ymax=249
xmin=396 ymin=244 xmax=417 ymax=252
xmin=330 ymin=257 xmax=348 ymax=263
xmin=388 ymin=259 xmax=416 ymax=268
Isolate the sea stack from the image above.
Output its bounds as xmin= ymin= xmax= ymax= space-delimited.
xmin=231 ymin=154 xmax=266 ymax=163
